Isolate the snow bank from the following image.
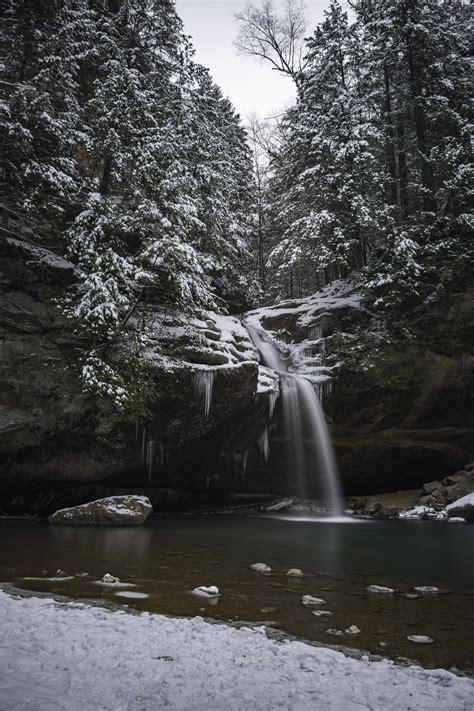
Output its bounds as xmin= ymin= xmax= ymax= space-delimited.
xmin=0 ymin=591 xmax=473 ymax=710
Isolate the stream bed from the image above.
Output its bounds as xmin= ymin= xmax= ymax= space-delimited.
xmin=1 ymin=515 xmax=473 ymax=672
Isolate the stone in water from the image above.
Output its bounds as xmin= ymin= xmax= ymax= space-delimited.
xmin=286 ymin=568 xmax=304 ymax=578
xmin=367 ymin=585 xmax=394 ymax=594
xmin=192 ymin=586 xmax=220 ymax=598
xmin=326 ymin=629 xmax=344 ymax=636
xmin=414 ymin=586 xmax=438 ymax=594
xmin=345 ymin=625 xmax=361 ymax=635
xmin=301 ymin=595 xmax=326 ymax=606
xmin=407 ymin=635 xmax=434 ymax=644
xmin=312 ymin=610 xmax=333 ymax=618
xmin=102 ymin=573 xmax=119 ymax=584
xmin=250 ymin=563 xmax=272 ymax=574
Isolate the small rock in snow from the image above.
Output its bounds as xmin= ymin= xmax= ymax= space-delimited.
xmin=286 ymin=568 xmax=304 ymax=578
xmin=301 ymin=595 xmax=326 ymax=606
xmin=250 ymin=563 xmax=272 ymax=574
xmin=367 ymin=585 xmax=394 ymax=594
xmin=326 ymin=629 xmax=344 ymax=636
xmin=345 ymin=625 xmax=361 ymax=635
xmin=407 ymin=635 xmax=434 ymax=644
xmin=192 ymin=586 xmax=220 ymax=598
xmin=414 ymin=586 xmax=438 ymax=594
xmin=102 ymin=573 xmax=120 ymax=584
xmin=312 ymin=610 xmax=333 ymax=618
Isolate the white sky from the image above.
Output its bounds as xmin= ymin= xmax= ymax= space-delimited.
xmin=175 ymin=0 xmax=330 ymax=120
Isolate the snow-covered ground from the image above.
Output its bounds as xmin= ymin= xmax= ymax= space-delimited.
xmin=0 ymin=591 xmax=472 ymax=710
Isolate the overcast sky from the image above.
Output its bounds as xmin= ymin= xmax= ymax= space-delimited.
xmin=175 ymin=0 xmax=329 ymax=120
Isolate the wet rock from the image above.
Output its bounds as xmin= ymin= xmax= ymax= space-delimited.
xmin=261 ymin=498 xmax=293 ymax=512
xmin=407 ymin=635 xmax=434 ymax=644
xmin=414 ymin=586 xmax=438 ymax=594
xmin=312 ymin=610 xmax=333 ymax=618
xmin=301 ymin=595 xmax=326 ymax=606
xmin=326 ymin=629 xmax=344 ymax=636
xmin=286 ymin=568 xmax=304 ymax=578
xmin=345 ymin=625 xmax=361 ymax=634
xmin=421 ymin=481 xmax=444 ymax=495
xmin=367 ymin=585 xmax=394 ymax=594
xmin=55 ymin=569 xmax=69 ymax=578
xmin=192 ymin=585 xmax=220 ymax=598
xmin=48 ymin=495 xmax=153 ymax=526
xmin=446 ymin=493 xmax=474 ymax=523
xmin=250 ymin=563 xmax=272 ymax=574
xmin=402 ymin=593 xmax=420 ymax=600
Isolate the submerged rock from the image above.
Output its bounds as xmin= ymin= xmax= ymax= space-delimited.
xmin=407 ymin=635 xmax=434 ymax=644
xmin=367 ymin=585 xmax=394 ymax=594
xmin=250 ymin=563 xmax=272 ymax=574
xmin=48 ymin=495 xmax=153 ymax=526
xmin=286 ymin=568 xmax=304 ymax=578
xmin=301 ymin=595 xmax=326 ymax=606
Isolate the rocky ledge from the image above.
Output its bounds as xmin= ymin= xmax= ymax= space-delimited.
xmin=48 ymin=495 xmax=153 ymax=526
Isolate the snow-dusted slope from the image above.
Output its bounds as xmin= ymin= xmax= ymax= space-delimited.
xmin=1 ymin=591 xmax=472 ymax=710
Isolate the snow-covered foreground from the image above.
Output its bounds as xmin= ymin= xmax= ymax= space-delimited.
xmin=0 ymin=591 xmax=472 ymax=711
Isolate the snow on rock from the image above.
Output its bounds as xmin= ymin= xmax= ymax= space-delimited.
xmin=301 ymin=595 xmax=326 ymax=606
xmin=398 ymin=505 xmax=448 ymax=521
xmin=446 ymin=493 xmax=474 ymax=523
xmin=48 ymin=495 xmax=153 ymax=526
xmin=414 ymin=587 xmax=439 ymax=595
xmin=286 ymin=568 xmax=304 ymax=578
xmin=367 ymin=585 xmax=394 ymax=594
xmin=250 ymin=563 xmax=272 ymax=574
xmin=192 ymin=585 xmax=220 ymax=598
xmin=1 ymin=591 xmax=473 ymax=710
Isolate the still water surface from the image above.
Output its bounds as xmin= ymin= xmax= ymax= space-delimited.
xmin=1 ymin=515 xmax=473 ymax=671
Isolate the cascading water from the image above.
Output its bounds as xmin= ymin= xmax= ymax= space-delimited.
xmin=246 ymin=324 xmax=342 ymax=515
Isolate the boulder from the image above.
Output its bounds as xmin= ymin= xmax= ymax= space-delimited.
xmin=48 ymin=495 xmax=153 ymax=525
xmin=421 ymin=481 xmax=443 ymax=495
xmin=446 ymin=493 xmax=474 ymax=523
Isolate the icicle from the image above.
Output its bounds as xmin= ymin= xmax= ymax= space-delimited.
xmin=146 ymin=440 xmax=155 ymax=484
xmin=269 ymin=389 xmax=279 ymax=418
xmin=258 ymin=427 xmax=270 ymax=463
xmin=141 ymin=428 xmax=146 ymax=466
xmin=192 ymin=369 xmax=215 ymax=417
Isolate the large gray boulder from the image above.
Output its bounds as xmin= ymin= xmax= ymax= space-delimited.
xmin=446 ymin=493 xmax=474 ymax=523
xmin=48 ymin=495 xmax=153 ymax=525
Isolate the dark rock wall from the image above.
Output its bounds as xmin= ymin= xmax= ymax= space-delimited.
xmin=1 ymin=234 xmax=473 ymax=512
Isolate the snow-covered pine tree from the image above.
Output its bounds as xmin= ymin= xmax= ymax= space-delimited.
xmin=266 ymin=0 xmax=384 ymax=299
xmin=2 ymin=0 xmax=259 ymax=416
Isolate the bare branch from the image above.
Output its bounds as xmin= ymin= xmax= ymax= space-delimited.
xmin=235 ymin=0 xmax=308 ymax=81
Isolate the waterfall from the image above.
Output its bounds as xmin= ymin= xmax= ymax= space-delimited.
xmin=246 ymin=323 xmax=342 ymax=515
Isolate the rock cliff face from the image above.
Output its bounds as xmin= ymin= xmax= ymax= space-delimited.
xmin=0 ymin=236 xmax=271 ymax=512
xmin=243 ymin=281 xmax=474 ymax=495
xmin=1 ymin=235 xmax=473 ymax=512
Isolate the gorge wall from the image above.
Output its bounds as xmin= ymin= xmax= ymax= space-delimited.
xmin=1 ymin=236 xmax=473 ymax=513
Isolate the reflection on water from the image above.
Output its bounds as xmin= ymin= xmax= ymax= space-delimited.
xmin=1 ymin=515 xmax=473 ymax=671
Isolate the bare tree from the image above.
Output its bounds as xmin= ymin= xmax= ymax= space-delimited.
xmin=235 ymin=0 xmax=308 ymax=81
